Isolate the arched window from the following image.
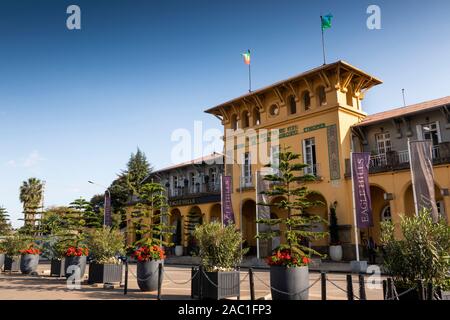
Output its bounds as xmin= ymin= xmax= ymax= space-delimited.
xmin=288 ymin=96 xmax=297 ymax=115
xmin=242 ymin=111 xmax=250 ymax=128
xmin=231 ymin=114 xmax=239 ymax=130
xmin=317 ymin=86 xmax=327 ymax=106
xmin=253 ymin=108 xmax=261 ymax=126
xmin=381 ymin=205 xmax=392 ymax=222
xmin=302 ymin=91 xmax=311 ymax=110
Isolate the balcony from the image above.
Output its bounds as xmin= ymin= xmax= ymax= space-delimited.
xmin=169 ymin=182 xmax=220 ymax=199
xmin=344 ymin=142 xmax=450 ymax=175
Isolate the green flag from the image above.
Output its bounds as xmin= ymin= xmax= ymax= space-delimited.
xmin=321 ymin=14 xmax=333 ymax=30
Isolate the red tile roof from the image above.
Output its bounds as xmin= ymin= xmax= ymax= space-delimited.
xmin=150 ymin=153 xmax=223 ymax=174
xmin=355 ymin=96 xmax=450 ymax=127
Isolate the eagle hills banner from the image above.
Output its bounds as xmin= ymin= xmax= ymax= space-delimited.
xmin=104 ymin=191 xmax=112 ymax=226
xmin=408 ymin=140 xmax=439 ymax=222
xmin=221 ymin=176 xmax=235 ymax=226
xmin=351 ymin=152 xmax=373 ymax=228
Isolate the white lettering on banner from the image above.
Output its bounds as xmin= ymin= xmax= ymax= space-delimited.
xmin=356 ymin=158 xmax=370 ymax=224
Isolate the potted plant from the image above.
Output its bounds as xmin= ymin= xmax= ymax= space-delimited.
xmin=380 ymin=210 xmax=450 ymax=300
xmin=19 ymin=244 xmax=41 ymax=274
xmin=3 ymin=234 xmax=26 ymax=272
xmin=257 ymin=147 xmax=327 ymax=300
xmin=131 ymin=182 xmax=173 ymax=292
xmin=191 ymin=222 xmax=247 ymax=300
xmin=64 ymin=246 xmax=89 ymax=279
xmin=328 ymin=202 xmax=343 ymax=262
xmin=174 ymin=219 xmax=183 ymax=256
xmin=86 ymin=226 xmax=125 ymax=284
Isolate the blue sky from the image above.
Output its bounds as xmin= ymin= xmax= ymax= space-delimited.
xmin=1 ymin=0 xmax=449 ymax=227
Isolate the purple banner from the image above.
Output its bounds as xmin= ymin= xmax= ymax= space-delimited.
xmin=221 ymin=176 xmax=235 ymax=226
xmin=352 ymin=153 xmax=373 ymax=228
xmin=104 ymin=192 xmax=112 ymax=226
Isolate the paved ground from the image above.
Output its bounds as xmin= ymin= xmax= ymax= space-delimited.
xmin=0 ymin=262 xmax=384 ymax=300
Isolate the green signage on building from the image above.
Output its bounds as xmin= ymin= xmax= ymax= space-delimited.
xmin=304 ymin=123 xmax=326 ymax=133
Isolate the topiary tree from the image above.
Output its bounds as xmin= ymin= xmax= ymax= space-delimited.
xmin=257 ymin=146 xmax=328 ymax=265
xmin=329 ymin=201 xmax=340 ymax=245
xmin=184 ymin=210 xmax=203 ymax=255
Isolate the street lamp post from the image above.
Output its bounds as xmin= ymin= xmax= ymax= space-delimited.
xmin=88 ymin=180 xmax=111 ymax=226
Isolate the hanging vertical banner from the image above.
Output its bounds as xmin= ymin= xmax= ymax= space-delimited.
xmin=409 ymin=140 xmax=439 ymax=222
xmin=256 ymin=171 xmax=272 ymax=258
xmin=104 ymin=192 xmax=112 ymax=226
xmin=221 ymin=176 xmax=235 ymax=225
xmin=351 ymin=153 xmax=373 ymax=228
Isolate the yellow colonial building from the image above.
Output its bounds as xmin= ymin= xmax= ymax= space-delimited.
xmin=126 ymin=60 xmax=450 ymax=261
xmin=205 ymin=60 xmax=450 ymax=261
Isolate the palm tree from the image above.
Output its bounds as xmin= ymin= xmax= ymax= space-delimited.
xmin=19 ymin=177 xmax=44 ymax=226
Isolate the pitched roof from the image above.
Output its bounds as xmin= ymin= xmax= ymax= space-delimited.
xmin=204 ymin=60 xmax=382 ymax=115
xmin=148 ymin=153 xmax=223 ymax=176
xmin=355 ymin=96 xmax=450 ymax=127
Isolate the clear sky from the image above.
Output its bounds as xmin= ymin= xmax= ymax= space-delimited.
xmin=1 ymin=0 xmax=449 ymax=227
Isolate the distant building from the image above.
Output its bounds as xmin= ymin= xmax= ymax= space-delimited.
xmin=125 ymin=153 xmax=224 ymax=246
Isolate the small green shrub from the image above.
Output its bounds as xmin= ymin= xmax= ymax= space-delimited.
xmin=2 ymin=234 xmax=29 ymax=257
xmin=193 ymin=222 xmax=248 ymax=272
xmin=86 ymin=227 xmax=125 ymax=264
xmin=380 ymin=210 xmax=450 ymax=288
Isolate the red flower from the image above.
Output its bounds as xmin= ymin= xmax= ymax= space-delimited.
xmin=132 ymin=245 xmax=165 ymax=262
xmin=66 ymin=246 xmax=89 ymax=257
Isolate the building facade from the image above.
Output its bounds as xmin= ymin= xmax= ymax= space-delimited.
xmin=351 ymin=96 xmax=450 ymax=243
xmin=205 ymin=61 xmax=383 ymax=260
xmin=125 ymin=154 xmax=224 ymax=247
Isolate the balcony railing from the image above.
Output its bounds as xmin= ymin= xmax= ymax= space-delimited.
xmin=344 ymin=143 xmax=450 ymax=176
xmin=169 ymin=182 xmax=220 ymax=198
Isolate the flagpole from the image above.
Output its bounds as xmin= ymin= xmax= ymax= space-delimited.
xmin=255 ymin=171 xmax=260 ymax=260
xmin=350 ymin=152 xmax=360 ymax=262
xmin=248 ymin=50 xmax=252 ymax=93
xmin=320 ymin=16 xmax=326 ymax=65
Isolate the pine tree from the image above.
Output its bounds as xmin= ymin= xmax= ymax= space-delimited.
xmin=257 ymin=147 xmax=328 ymax=261
xmin=131 ymin=183 xmax=173 ymax=248
xmin=123 ymin=148 xmax=152 ymax=196
xmin=0 ymin=206 xmax=12 ymax=236
xmin=69 ymin=197 xmax=102 ymax=229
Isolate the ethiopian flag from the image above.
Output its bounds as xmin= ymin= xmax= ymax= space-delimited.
xmin=242 ymin=50 xmax=251 ymax=65
xmin=321 ymin=14 xmax=333 ymax=30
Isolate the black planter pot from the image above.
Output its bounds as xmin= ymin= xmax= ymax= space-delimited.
xmin=191 ymin=268 xmax=240 ymax=300
xmin=269 ymin=265 xmax=309 ymax=300
xmin=88 ymin=263 xmax=123 ymax=284
xmin=50 ymin=258 xmax=66 ymax=277
xmin=4 ymin=256 xmax=21 ymax=272
xmin=0 ymin=254 xmax=5 ymax=271
xmin=394 ymin=285 xmax=421 ymax=300
xmin=136 ymin=260 xmax=163 ymax=292
xmin=20 ymin=254 xmax=40 ymax=274
xmin=65 ymin=256 xmax=87 ymax=279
